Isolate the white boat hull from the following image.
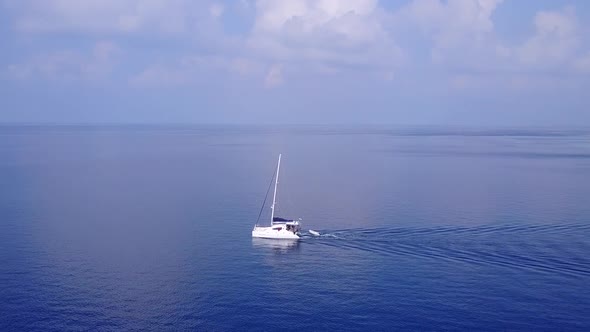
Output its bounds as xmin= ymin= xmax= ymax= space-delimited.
xmin=252 ymin=226 xmax=300 ymax=240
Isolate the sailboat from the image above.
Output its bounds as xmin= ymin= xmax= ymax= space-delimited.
xmin=252 ymin=154 xmax=301 ymax=240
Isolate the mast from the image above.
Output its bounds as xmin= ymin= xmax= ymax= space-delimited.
xmin=270 ymin=154 xmax=281 ymax=225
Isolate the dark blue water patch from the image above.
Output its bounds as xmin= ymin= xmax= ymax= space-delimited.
xmin=1 ymin=125 xmax=590 ymax=331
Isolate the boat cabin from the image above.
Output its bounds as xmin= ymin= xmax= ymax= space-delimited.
xmin=272 ymin=217 xmax=301 ymax=234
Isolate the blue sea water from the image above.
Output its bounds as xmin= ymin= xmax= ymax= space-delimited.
xmin=1 ymin=125 xmax=589 ymax=331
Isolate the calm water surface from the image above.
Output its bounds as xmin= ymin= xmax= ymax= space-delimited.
xmin=1 ymin=125 xmax=589 ymax=331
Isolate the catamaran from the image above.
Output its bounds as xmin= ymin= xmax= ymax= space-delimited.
xmin=252 ymin=154 xmax=302 ymax=239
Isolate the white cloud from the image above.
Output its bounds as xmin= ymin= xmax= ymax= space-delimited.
xmin=4 ymin=0 xmax=590 ymax=89
xmin=574 ymin=52 xmax=590 ymax=73
xmin=5 ymin=0 xmax=214 ymax=34
xmin=129 ymin=64 xmax=188 ymax=87
xmin=393 ymin=1 xmax=590 ymax=79
xmin=8 ymin=41 xmax=119 ymax=81
xmin=394 ymin=0 xmax=504 ymax=66
xmin=128 ymin=55 xmax=265 ymax=87
xmin=400 ymin=0 xmax=502 ymax=40
xmin=264 ymin=63 xmax=283 ymax=88
xmin=180 ymin=55 xmax=264 ymax=76
xmin=517 ymin=6 xmax=579 ymax=68
xmin=230 ymin=58 xmax=264 ymax=76
xmin=248 ymin=0 xmax=403 ymax=73
xmin=209 ymin=3 xmax=225 ymax=19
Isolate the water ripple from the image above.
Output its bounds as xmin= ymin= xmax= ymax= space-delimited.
xmin=305 ymin=223 xmax=590 ymax=278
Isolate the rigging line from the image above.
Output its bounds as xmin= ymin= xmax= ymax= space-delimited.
xmin=255 ymin=165 xmax=277 ymax=226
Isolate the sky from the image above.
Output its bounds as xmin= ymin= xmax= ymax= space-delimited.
xmin=1 ymin=0 xmax=589 ymax=125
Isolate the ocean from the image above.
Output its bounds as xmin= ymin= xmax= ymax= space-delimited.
xmin=1 ymin=125 xmax=589 ymax=331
